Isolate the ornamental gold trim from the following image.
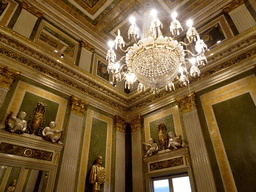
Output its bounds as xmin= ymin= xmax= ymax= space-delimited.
xmin=129 ymin=115 xmax=142 ymax=133
xmin=223 ymin=0 xmax=245 ymax=13
xmin=70 ymin=95 xmax=89 ymax=116
xmin=81 ymin=40 xmax=95 ymax=53
xmin=176 ymin=92 xmax=196 ymax=114
xmin=115 ymin=115 xmax=126 ymax=133
xmin=0 ymin=66 xmax=20 ymax=89
xmin=21 ymin=1 xmax=43 ymax=18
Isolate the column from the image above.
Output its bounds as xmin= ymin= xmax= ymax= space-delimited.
xmin=13 ymin=1 xmax=43 ymax=38
xmin=224 ymin=0 xmax=256 ymax=33
xmin=176 ymin=93 xmax=216 ymax=192
xmin=56 ymin=96 xmax=89 ymax=192
xmin=130 ymin=115 xmax=144 ymax=192
xmin=79 ymin=40 xmax=95 ymax=73
xmin=114 ymin=115 xmax=126 ymax=192
xmin=0 ymin=66 xmax=20 ymax=108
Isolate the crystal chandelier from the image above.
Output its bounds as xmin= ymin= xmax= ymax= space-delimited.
xmin=106 ymin=9 xmax=208 ymax=94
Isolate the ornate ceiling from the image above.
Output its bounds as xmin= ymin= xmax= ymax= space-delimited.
xmin=32 ymin=0 xmax=232 ymax=52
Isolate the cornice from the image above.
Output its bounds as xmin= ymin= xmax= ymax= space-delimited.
xmin=21 ymin=0 xmax=43 ymax=18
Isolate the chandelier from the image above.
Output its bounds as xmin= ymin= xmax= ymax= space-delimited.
xmin=106 ymin=9 xmax=208 ymax=94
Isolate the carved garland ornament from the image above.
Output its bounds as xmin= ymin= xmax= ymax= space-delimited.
xmin=223 ymin=0 xmax=245 ymax=13
xmin=70 ymin=95 xmax=89 ymax=116
xmin=21 ymin=1 xmax=43 ymax=18
xmin=0 ymin=66 xmax=20 ymax=89
xmin=81 ymin=40 xmax=95 ymax=53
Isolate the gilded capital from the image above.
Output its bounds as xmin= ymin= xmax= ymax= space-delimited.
xmin=70 ymin=95 xmax=89 ymax=116
xmin=176 ymin=92 xmax=196 ymax=114
xmin=115 ymin=115 xmax=126 ymax=133
xmin=81 ymin=40 xmax=95 ymax=53
xmin=129 ymin=115 xmax=142 ymax=133
xmin=0 ymin=66 xmax=20 ymax=89
xmin=21 ymin=1 xmax=43 ymax=18
xmin=223 ymin=0 xmax=245 ymax=13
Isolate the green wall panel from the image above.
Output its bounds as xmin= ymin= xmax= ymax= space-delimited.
xmin=87 ymin=117 xmax=108 ymax=172
xmin=212 ymin=92 xmax=256 ymax=192
xmin=149 ymin=114 xmax=175 ymax=143
xmin=19 ymin=91 xmax=59 ymax=128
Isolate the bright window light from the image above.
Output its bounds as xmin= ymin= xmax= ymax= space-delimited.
xmin=172 ymin=176 xmax=192 ymax=192
xmin=153 ymin=179 xmax=170 ymax=192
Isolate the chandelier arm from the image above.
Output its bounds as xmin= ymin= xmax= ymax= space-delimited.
xmin=112 ymin=63 xmax=127 ymax=75
xmin=115 ymin=56 xmax=127 ymax=63
xmin=119 ymin=46 xmax=132 ymax=53
xmin=183 ymin=50 xmax=201 ymax=57
xmin=178 ymin=41 xmax=190 ymax=47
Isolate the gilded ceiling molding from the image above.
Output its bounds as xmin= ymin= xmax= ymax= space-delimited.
xmin=0 ymin=66 xmax=20 ymax=89
xmin=176 ymin=92 xmax=196 ymax=114
xmin=81 ymin=40 xmax=95 ymax=53
xmin=70 ymin=95 xmax=89 ymax=116
xmin=129 ymin=115 xmax=142 ymax=133
xmin=21 ymin=1 xmax=43 ymax=18
xmin=115 ymin=115 xmax=126 ymax=133
xmin=223 ymin=0 xmax=245 ymax=13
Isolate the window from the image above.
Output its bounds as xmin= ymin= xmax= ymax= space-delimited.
xmin=152 ymin=173 xmax=192 ymax=192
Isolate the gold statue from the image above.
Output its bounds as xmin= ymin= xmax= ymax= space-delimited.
xmin=5 ymin=111 xmax=27 ymax=133
xmin=6 ymin=180 xmax=17 ymax=192
xmin=89 ymin=156 xmax=106 ymax=192
xmin=157 ymin=123 xmax=168 ymax=150
xmin=143 ymin=138 xmax=158 ymax=157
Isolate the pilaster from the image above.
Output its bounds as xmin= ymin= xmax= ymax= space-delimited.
xmin=56 ymin=95 xmax=88 ymax=192
xmin=224 ymin=0 xmax=256 ymax=33
xmin=114 ymin=115 xmax=126 ymax=192
xmin=0 ymin=66 xmax=20 ymax=108
xmin=176 ymin=93 xmax=216 ymax=192
xmin=13 ymin=1 xmax=43 ymax=38
xmin=79 ymin=40 xmax=95 ymax=72
xmin=130 ymin=115 xmax=144 ymax=192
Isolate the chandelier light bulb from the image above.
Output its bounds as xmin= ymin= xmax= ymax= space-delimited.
xmin=190 ymin=57 xmax=196 ymax=64
xmin=151 ymin=9 xmax=157 ymax=18
xmin=108 ymin=41 xmax=114 ymax=49
xmin=129 ymin=16 xmax=136 ymax=25
xmin=186 ymin=19 xmax=193 ymax=27
xmin=171 ymin=12 xmax=178 ymax=20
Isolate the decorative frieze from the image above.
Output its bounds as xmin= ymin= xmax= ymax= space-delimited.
xmin=0 ymin=66 xmax=20 ymax=89
xmin=21 ymin=0 xmax=43 ymax=18
xmin=149 ymin=157 xmax=184 ymax=171
xmin=223 ymin=0 xmax=245 ymax=13
xmin=115 ymin=115 xmax=126 ymax=133
xmin=176 ymin=92 xmax=196 ymax=114
xmin=81 ymin=40 xmax=95 ymax=53
xmin=0 ymin=142 xmax=53 ymax=161
xmin=70 ymin=95 xmax=89 ymax=116
xmin=129 ymin=115 xmax=142 ymax=133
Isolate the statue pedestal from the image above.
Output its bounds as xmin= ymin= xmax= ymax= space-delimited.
xmin=0 ymin=129 xmax=63 ymax=192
